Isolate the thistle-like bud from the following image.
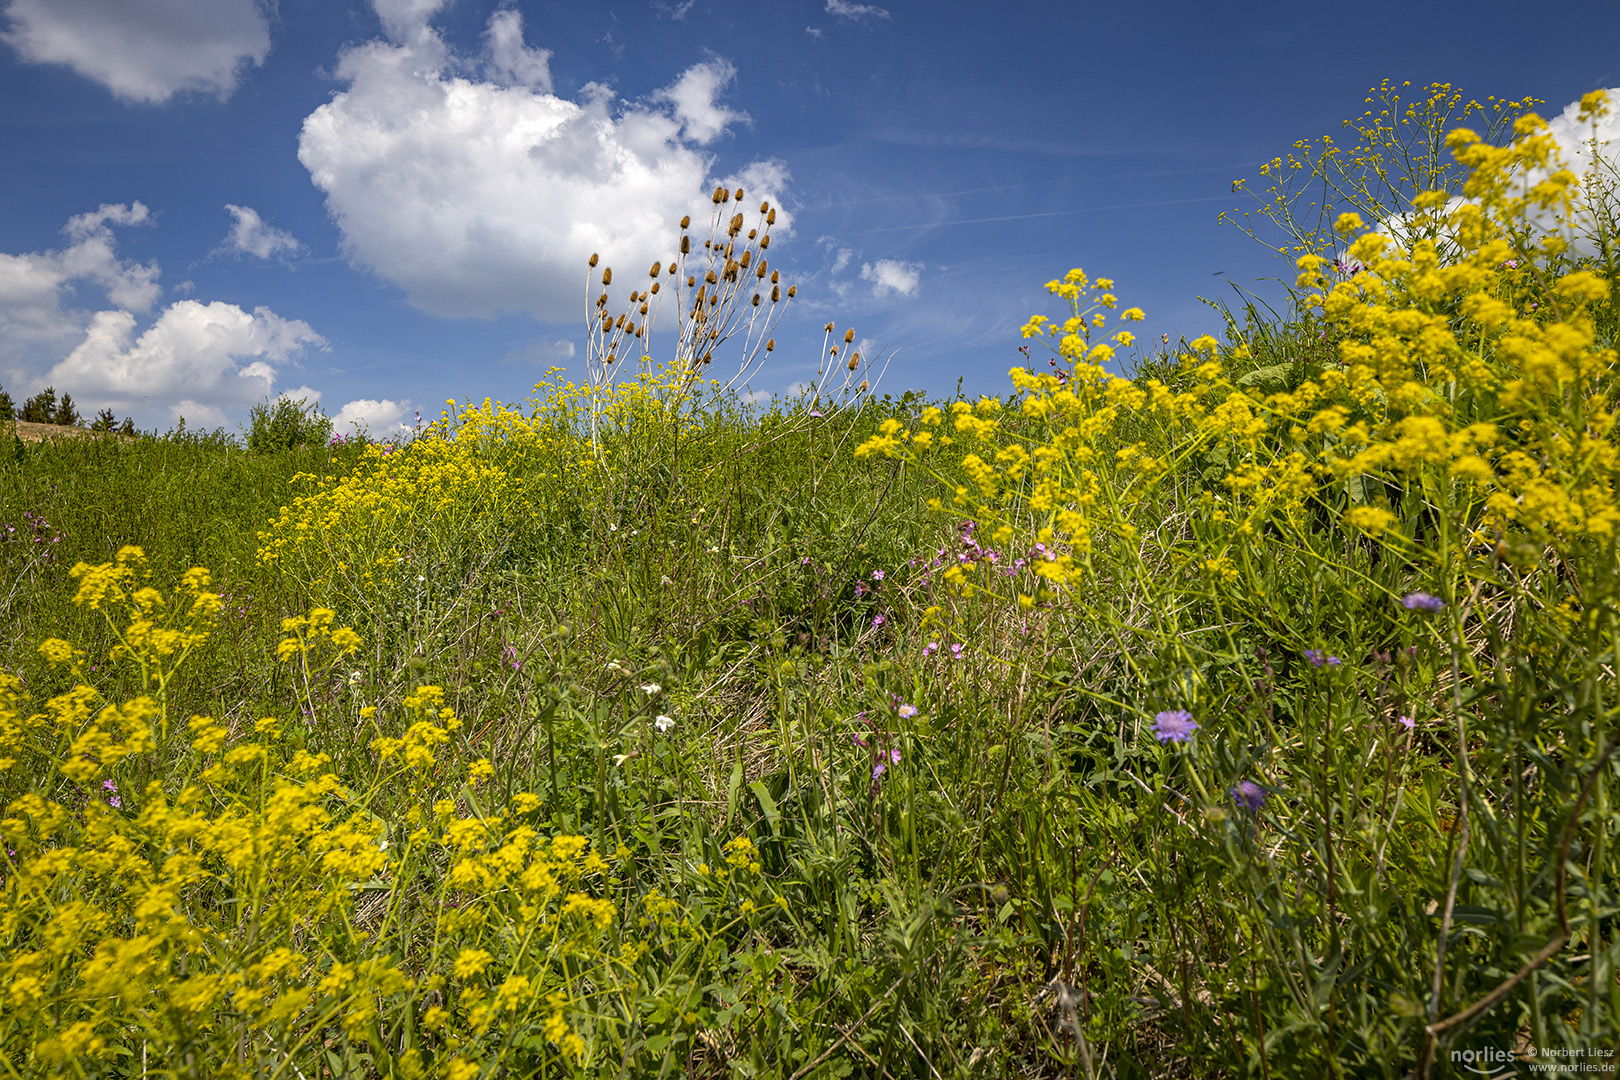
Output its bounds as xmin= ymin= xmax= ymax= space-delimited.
xmin=847 ymin=351 xmax=858 ymax=371
xmin=650 ymin=281 xmax=660 ymax=294
xmin=615 ymin=314 xmax=626 ymax=329
xmin=602 ymin=268 xmax=612 ymax=285
xmin=843 ymin=328 xmax=855 ymax=344
xmin=766 ymin=338 xmax=775 ymax=352
xmin=752 ymin=293 xmax=760 ymax=307
xmin=733 ymin=188 xmax=743 ymax=200
xmin=640 ymin=302 xmax=649 ymax=315
xmin=729 ymin=213 xmax=744 ymax=236
xmin=824 ymin=322 xmax=835 ymax=333
xmin=712 ymin=187 xmax=725 ymax=204
xmin=766 ymin=208 xmax=776 ymax=225
xmin=723 ymin=260 xmax=739 ymax=280
xmin=705 ymin=269 xmax=718 ymax=285
xmin=859 ymin=379 xmax=869 ymax=392
xmin=755 ymin=262 xmax=767 ymax=279
xmin=787 ymin=285 xmax=796 ymax=297
xmin=596 ymin=292 xmax=607 ymax=308
xmin=739 ymin=249 xmax=752 ymax=268
xmin=607 ymin=351 xmax=615 ymax=364
xmin=770 ymin=269 xmax=779 ymax=284
xmin=589 ymin=253 xmax=599 ymax=267
xmin=759 ymin=201 xmax=769 ymax=214
xmin=635 ymin=325 xmax=644 ymax=337
xmin=649 ymin=261 xmax=661 ymax=277
xmin=687 ymin=275 xmax=696 ymax=287
xmin=681 ymin=236 xmax=690 ymax=254
xmin=771 ymin=285 xmax=780 ymax=302
xmin=668 ymin=264 xmax=677 ymax=274
xmin=703 ymin=350 xmax=713 ymax=364
xmin=747 ymin=229 xmax=757 ymax=240
xmin=680 ymin=215 xmax=690 ymax=229
xmin=760 ymin=235 xmax=770 ymax=249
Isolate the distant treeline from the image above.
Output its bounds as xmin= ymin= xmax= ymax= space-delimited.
xmin=0 ymin=384 xmax=134 ymax=435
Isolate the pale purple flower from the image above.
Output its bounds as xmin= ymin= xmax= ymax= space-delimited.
xmin=1151 ymin=710 xmax=1198 ymax=743
xmin=950 ymin=643 xmax=964 ymax=660
xmin=1397 ymin=714 xmax=1415 ymax=730
xmin=897 ymin=704 xmax=918 ymax=719
xmin=1402 ymin=592 xmax=1444 ymax=612
xmin=871 ymin=612 xmax=885 ymax=628
xmin=1304 ymin=649 xmax=1340 ymax=668
xmin=872 ymin=569 xmax=885 ymax=581
xmin=1230 ymin=781 xmax=1267 ymax=813
xmin=102 ymin=778 xmax=121 ymax=810
xmin=922 ymin=641 xmax=938 ymax=657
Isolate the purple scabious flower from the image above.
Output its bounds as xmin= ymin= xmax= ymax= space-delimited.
xmin=1402 ymin=592 xmax=1444 ymax=612
xmin=897 ymin=703 xmax=918 ymax=719
xmin=1304 ymin=649 xmax=1340 ymax=668
xmin=1151 ymin=710 xmax=1198 ymax=743
xmin=1230 ymin=780 xmax=1267 ymax=813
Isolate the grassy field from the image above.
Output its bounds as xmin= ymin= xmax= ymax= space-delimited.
xmin=2 ymin=85 xmax=1620 ymax=1078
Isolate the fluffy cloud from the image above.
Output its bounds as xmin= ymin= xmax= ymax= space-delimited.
xmin=0 ymin=202 xmax=160 ymax=373
xmin=0 ymin=203 xmax=324 ymax=429
xmin=223 ymin=205 xmax=303 ymax=260
xmin=860 ymin=259 xmax=921 ymax=298
xmin=47 ymin=300 xmax=324 ymax=426
xmin=503 ymin=338 xmax=576 ymax=365
xmin=1 ymin=0 xmax=271 ymax=104
xmin=297 ymin=2 xmax=788 ymax=323
xmin=333 ymin=397 xmax=410 ymax=433
xmin=824 ymin=0 xmax=891 ymax=23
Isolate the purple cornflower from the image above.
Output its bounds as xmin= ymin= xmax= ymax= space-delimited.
xmin=1151 ymin=710 xmax=1198 ymax=743
xmin=898 ymin=704 xmax=918 ymax=719
xmin=1230 ymin=781 xmax=1267 ymax=813
xmin=1402 ymin=592 xmax=1444 ymax=612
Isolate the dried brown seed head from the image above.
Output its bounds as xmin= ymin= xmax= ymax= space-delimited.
xmin=602 ymin=268 xmax=612 ymax=285
xmin=824 ymin=322 xmax=835 ymax=333
xmin=703 ymin=350 xmax=713 ymax=363
xmin=705 ymin=269 xmax=718 ymax=284
xmin=680 ymin=215 xmax=690 ymax=229
xmin=752 ymin=293 xmax=760 ymax=306
xmin=733 ymin=187 xmax=743 ymax=200
xmin=843 ymin=328 xmax=855 ymax=343
xmin=649 ymin=261 xmax=661 ymax=277
xmin=687 ymin=275 xmax=696 ymax=287
xmin=759 ymin=235 xmax=770 ymax=249
xmin=759 ymin=201 xmax=769 ymax=214
xmin=766 ymin=208 xmax=776 ymax=225
xmin=747 ymin=229 xmax=757 ymax=239
xmin=847 ymin=353 xmax=858 ymax=371
xmin=712 ymin=187 xmax=725 ymax=204
xmin=729 ymin=213 xmax=744 ymax=236
xmin=771 ymin=285 xmax=780 ymax=302
xmin=787 ymin=285 xmax=796 ymax=297
xmin=589 ymin=253 xmax=599 ymax=267
xmin=770 ymin=269 xmax=779 ymax=284
xmin=859 ymin=379 xmax=869 ymax=392
xmin=680 ymin=236 xmax=690 ymax=254
xmin=739 ymin=249 xmax=752 ymax=268
xmin=766 ymin=338 xmax=775 ymax=351
xmin=640 ymin=303 xmax=649 ymax=315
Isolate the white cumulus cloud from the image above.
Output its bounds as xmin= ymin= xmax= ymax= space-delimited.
xmin=1 ymin=0 xmax=271 ymax=104
xmin=223 ymin=204 xmax=304 ymax=260
xmin=483 ymin=8 xmax=552 ymax=90
xmin=334 ymin=397 xmax=410 ymax=433
xmin=297 ymin=1 xmax=788 ymax=323
xmin=861 ymin=258 xmax=921 ymax=298
xmin=47 ymin=300 xmax=325 ymax=427
xmin=824 ymin=0 xmax=891 ymax=23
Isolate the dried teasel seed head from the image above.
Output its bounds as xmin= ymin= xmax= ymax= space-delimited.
xmin=635 ymin=325 xmax=643 ymax=337
xmin=705 ymin=269 xmax=718 ymax=284
xmin=759 ymin=200 xmax=769 ymax=214
xmin=770 ymin=269 xmax=779 ymax=284
xmin=601 ymin=268 xmax=612 ymax=285
xmin=859 ymin=378 xmax=869 ymax=392
xmin=733 ymin=187 xmax=743 ymax=200
xmin=843 ymin=328 xmax=855 ymax=344
xmin=724 ymin=260 xmax=739 ymax=280
xmin=766 ymin=338 xmax=775 ymax=351
xmin=729 ymin=213 xmax=744 ymax=235
xmin=847 ymin=351 xmax=858 ymax=371
xmin=756 ymin=262 xmax=767 ymax=279
xmin=615 ymin=314 xmax=626 ymax=329
xmin=724 ymin=241 xmax=734 ymax=258
xmin=703 ymin=350 xmax=713 ymax=364
xmin=747 ymin=228 xmax=757 ymax=239
xmin=709 ymin=293 xmax=718 ymax=306
xmin=650 ymin=281 xmax=660 ymax=294
xmin=639 ymin=302 xmax=649 ymax=315
xmin=760 ymin=235 xmax=770 ymax=249
xmin=687 ymin=275 xmax=696 ymax=287
xmin=824 ymin=322 xmax=835 ymax=333
xmin=786 ymin=284 xmax=796 ymax=297
xmin=752 ymin=293 xmax=761 ymax=306
xmin=607 ymin=351 xmax=615 ymax=364
xmin=771 ymin=285 xmax=780 ymax=302
xmin=766 ymin=208 xmax=776 ymax=225
xmin=668 ymin=263 xmax=677 ymax=274
xmin=712 ymin=187 xmax=725 ymax=204
xmin=589 ymin=253 xmax=599 ymax=267
xmin=680 ymin=215 xmax=690 ymax=230
xmin=739 ymin=249 xmax=752 ymax=268
xmin=649 ymin=261 xmax=661 ymax=277
xmin=596 ymin=292 xmax=607 ymax=308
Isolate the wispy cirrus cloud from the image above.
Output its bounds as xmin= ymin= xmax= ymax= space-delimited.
xmin=825 ymin=0 xmax=891 ymax=23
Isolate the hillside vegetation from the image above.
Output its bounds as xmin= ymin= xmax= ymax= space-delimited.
xmin=1 ymin=84 xmax=1618 ymax=1078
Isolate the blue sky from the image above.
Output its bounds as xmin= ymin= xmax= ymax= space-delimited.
xmin=2 ymin=0 xmax=1618 ymax=433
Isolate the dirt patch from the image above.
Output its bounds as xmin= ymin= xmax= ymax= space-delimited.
xmin=3 ymin=420 xmax=116 ymax=444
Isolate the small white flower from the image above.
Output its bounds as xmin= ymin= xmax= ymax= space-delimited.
xmin=660 ymin=574 xmax=674 ymax=586
xmin=640 ymin=682 xmax=662 ymax=695
xmin=608 ymin=522 xmax=619 ymax=531
xmin=612 ymin=753 xmax=631 ymax=766
xmin=708 ymin=545 xmax=720 ymax=554
xmin=654 ymin=714 xmax=675 ymax=732
xmin=607 ymin=659 xmax=625 ymax=672
xmin=347 ymin=670 xmax=364 ymax=686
